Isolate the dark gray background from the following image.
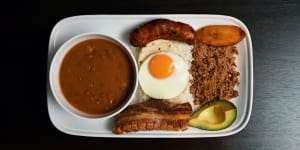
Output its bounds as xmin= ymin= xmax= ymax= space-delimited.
xmin=2 ymin=0 xmax=299 ymax=149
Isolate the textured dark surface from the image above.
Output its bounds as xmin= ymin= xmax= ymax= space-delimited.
xmin=1 ymin=0 xmax=300 ymax=149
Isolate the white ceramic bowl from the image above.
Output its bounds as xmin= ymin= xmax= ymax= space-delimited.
xmin=49 ymin=33 xmax=138 ymax=119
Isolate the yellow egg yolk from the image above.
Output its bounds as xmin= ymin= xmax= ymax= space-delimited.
xmin=148 ymin=54 xmax=174 ymax=79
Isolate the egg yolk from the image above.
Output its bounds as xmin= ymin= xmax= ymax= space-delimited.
xmin=148 ymin=54 xmax=174 ymax=79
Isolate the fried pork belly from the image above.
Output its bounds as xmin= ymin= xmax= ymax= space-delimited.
xmin=112 ymin=99 xmax=192 ymax=134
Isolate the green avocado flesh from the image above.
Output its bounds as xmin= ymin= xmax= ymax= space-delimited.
xmin=189 ymin=100 xmax=237 ymax=131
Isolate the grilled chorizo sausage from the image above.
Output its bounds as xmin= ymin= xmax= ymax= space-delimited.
xmin=130 ymin=19 xmax=195 ymax=47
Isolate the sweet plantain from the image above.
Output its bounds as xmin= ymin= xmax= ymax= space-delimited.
xmin=196 ymin=25 xmax=245 ymax=46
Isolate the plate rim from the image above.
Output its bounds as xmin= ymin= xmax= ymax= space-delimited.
xmin=47 ymin=14 xmax=253 ymax=138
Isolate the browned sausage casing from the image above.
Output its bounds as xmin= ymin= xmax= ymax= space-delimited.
xmin=130 ymin=19 xmax=195 ymax=47
xmin=196 ymin=25 xmax=245 ymax=46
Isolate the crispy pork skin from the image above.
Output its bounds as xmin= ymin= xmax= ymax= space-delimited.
xmin=112 ymin=99 xmax=192 ymax=134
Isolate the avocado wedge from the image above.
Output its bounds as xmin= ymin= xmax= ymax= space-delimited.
xmin=189 ymin=100 xmax=237 ymax=131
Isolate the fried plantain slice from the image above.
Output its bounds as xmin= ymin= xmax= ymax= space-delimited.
xmin=196 ymin=25 xmax=245 ymax=46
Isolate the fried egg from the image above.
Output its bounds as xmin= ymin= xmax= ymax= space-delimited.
xmin=136 ymin=39 xmax=194 ymax=105
xmin=139 ymin=51 xmax=189 ymax=99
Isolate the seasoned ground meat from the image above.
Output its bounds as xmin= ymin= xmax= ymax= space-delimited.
xmin=190 ymin=41 xmax=240 ymax=105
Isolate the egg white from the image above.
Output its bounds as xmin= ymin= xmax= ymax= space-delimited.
xmin=138 ymin=39 xmax=193 ymax=66
xmin=139 ymin=52 xmax=189 ymax=99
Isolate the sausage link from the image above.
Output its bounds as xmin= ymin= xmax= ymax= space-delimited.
xmin=130 ymin=19 xmax=195 ymax=47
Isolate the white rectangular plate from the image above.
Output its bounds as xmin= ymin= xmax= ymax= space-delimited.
xmin=47 ymin=14 xmax=253 ymax=138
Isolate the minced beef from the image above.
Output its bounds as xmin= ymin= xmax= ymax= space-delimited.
xmin=190 ymin=42 xmax=240 ymax=105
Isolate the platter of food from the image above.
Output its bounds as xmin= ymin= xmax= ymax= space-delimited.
xmin=47 ymin=14 xmax=253 ymax=138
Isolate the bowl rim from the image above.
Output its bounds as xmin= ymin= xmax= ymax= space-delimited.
xmin=49 ymin=32 xmax=138 ymax=120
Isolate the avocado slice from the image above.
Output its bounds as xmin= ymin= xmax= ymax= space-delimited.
xmin=189 ymin=100 xmax=237 ymax=131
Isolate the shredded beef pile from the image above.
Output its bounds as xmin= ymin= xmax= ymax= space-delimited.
xmin=190 ymin=42 xmax=240 ymax=105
